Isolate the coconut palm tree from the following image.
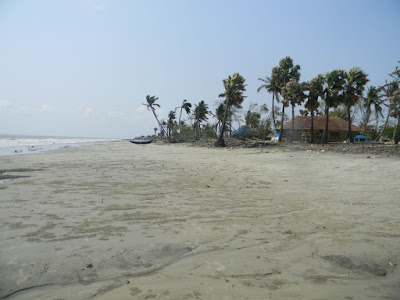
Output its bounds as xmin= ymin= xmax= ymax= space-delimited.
xmin=282 ymin=80 xmax=307 ymax=143
xmin=275 ymin=57 xmax=301 ymax=142
xmin=193 ymin=101 xmax=209 ymax=138
xmin=215 ymin=73 xmax=247 ymax=147
xmin=376 ymin=81 xmax=399 ymax=141
xmin=142 ymin=95 xmax=167 ymax=137
xmin=343 ymin=67 xmax=369 ymax=143
xmin=362 ymin=86 xmax=383 ymax=132
xmin=178 ymin=99 xmax=192 ymax=140
xmin=305 ymin=75 xmax=324 ymax=143
xmin=167 ymin=110 xmax=177 ymax=139
xmin=257 ymin=67 xmax=281 ymax=129
xmin=322 ymin=70 xmax=346 ymax=144
xmin=214 ymin=102 xmax=226 ymax=136
xmin=389 ymin=90 xmax=400 ymax=144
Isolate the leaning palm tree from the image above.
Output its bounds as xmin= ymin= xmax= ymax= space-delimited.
xmin=343 ymin=67 xmax=369 ymax=143
xmin=178 ymin=99 xmax=192 ymax=140
xmin=305 ymin=75 xmax=324 ymax=143
xmin=215 ymin=73 xmax=247 ymax=147
xmin=376 ymin=81 xmax=399 ymax=141
xmin=362 ymin=86 xmax=383 ymax=132
xmin=142 ymin=95 xmax=167 ymax=137
xmin=282 ymin=80 xmax=307 ymax=143
xmin=257 ymin=67 xmax=281 ymax=129
xmin=275 ymin=57 xmax=301 ymax=142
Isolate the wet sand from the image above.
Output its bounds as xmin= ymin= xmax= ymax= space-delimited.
xmin=0 ymin=141 xmax=399 ymax=299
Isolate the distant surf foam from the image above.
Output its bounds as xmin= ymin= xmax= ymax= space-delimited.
xmin=0 ymin=134 xmax=118 ymax=157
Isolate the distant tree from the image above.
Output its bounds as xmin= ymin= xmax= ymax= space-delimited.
xmin=343 ymin=67 xmax=369 ymax=143
xmin=376 ymin=81 xmax=399 ymax=141
xmin=388 ymin=89 xmax=400 ymax=144
xmin=142 ymin=95 xmax=167 ymax=137
xmin=305 ymin=75 xmax=324 ymax=143
xmin=167 ymin=110 xmax=177 ymax=140
xmin=362 ymin=86 xmax=383 ymax=132
xmin=214 ymin=102 xmax=226 ymax=136
xmin=322 ymin=70 xmax=346 ymax=144
xmin=193 ymin=101 xmax=209 ymax=137
xmin=215 ymin=73 xmax=247 ymax=147
xmin=282 ymin=80 xmax=306 ymax=143
xmin=154 ymin=127 xmax=158 ymax=137
xmin=245 ymin=104 xmax=261 ymax=130
xmin=178 ymin=99 xmax=192 ymax=140
xmin=275 ymin=57 xmax=301 ymax=142
xmin=257 ymin=67 xmax=281 ymax=129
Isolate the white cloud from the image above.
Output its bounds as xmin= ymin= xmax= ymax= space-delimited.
xmin=0 ymin=100 xmax=12 ymax=112
xmin=39 ymin=105 xmax=51 ymax=113
xmin=78 ymin=104 xmax=95 ymax=118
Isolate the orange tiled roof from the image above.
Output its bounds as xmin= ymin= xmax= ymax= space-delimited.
xmin=283 ymin=116 xmax=362 ymax=132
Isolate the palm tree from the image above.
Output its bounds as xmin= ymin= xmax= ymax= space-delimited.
xmin=257 ymin=67 xmax=281 ymax=129
xmin=282 ymin=80 xmax=306 ymax=143
xmin=142 ymin=95 xmax=167 ymax=137
xmin=214 ymin=102 xmax=226 ymax=137
xmin=193 ymin=101 xmax=209 ymax=138
xmin=305 ymin=75 xmax=324 ymax=143
xmin=215 ymin=73 xmax=247 ymax=147
xmin=322 ymin=70 xmax=346 ymax=144
xmin=275 ymin=57 xmax=301 ymax=142
xmin=178 ymin=99 xmax=192 ymax=140
xmin=343 ymin=67 xmax=369 ymax=143
xmin=362 ymin=86 xmax=383 ymax=132
xmin=167 ymin=110 xmax=176 ymax=139
xmin=376 ymin=81 xmax=399 ymax=141
xmin=389 ymin=90 xmax=400 ymax=144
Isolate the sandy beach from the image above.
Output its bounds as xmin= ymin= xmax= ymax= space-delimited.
xmin=0 ymin=141 xmax=399 ymax=299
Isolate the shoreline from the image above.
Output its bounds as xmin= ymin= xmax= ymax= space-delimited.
xmin=0 ymin=141 xmax=399 ymax=299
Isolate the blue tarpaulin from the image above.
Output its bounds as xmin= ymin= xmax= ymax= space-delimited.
xmin=354 ymin=135 xmax=370 ymax=139
xmin=231 ymin=128 xmax=251 ymax=137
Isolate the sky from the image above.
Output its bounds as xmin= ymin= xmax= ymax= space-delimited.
xmin=0 ymin=0 xmax=399 ymax=139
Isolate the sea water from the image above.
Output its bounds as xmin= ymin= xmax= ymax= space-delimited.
xmin=0 ymin=134 xmax=118 ymax=157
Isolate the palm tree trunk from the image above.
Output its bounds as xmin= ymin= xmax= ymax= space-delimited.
xmin=364 ymin=107 xmax=371 ymax=133
xmin=394 ymin=117 xmax=400 ymax=144
xmin=310 ymin=110 xmax=315 ymax=143
xmin=272 ymin=92 xmax=276 ymax=129
xmin=215 ymin=98 xmax=231 ymax=147
xmin=178 ymin=107 xmax=183 ymax=140
xmin=347 ymin=101 xmax=353 ymax=143
xmin=323 ymin=106 xmax=329 ymax=144
xmin=290 ymin=103 xmax=295 ymax=143
xmin=278 ymin=104 xmax=285 ymax=142
xmin=152 ymin=108 xmax=167 ymax=138
xmin=375 ymin=110 xmax=390 ymax=141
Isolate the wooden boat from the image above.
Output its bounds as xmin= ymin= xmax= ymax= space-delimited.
xmin=129 ymin=139 xmax=153 ymax=145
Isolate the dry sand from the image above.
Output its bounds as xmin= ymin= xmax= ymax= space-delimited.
xmin=0 ymin=141 xmax=399 ymax=299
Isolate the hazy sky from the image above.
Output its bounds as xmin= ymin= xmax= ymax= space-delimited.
xmin=0 ymin=0 xmax=399 ymax=138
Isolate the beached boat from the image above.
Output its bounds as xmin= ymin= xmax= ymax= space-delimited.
xmin=129 ymin=139 xmax=153 ymax=145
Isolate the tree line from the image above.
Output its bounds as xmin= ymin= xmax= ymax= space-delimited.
xmin=143 ymin=57 xmax=400 ymax=146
